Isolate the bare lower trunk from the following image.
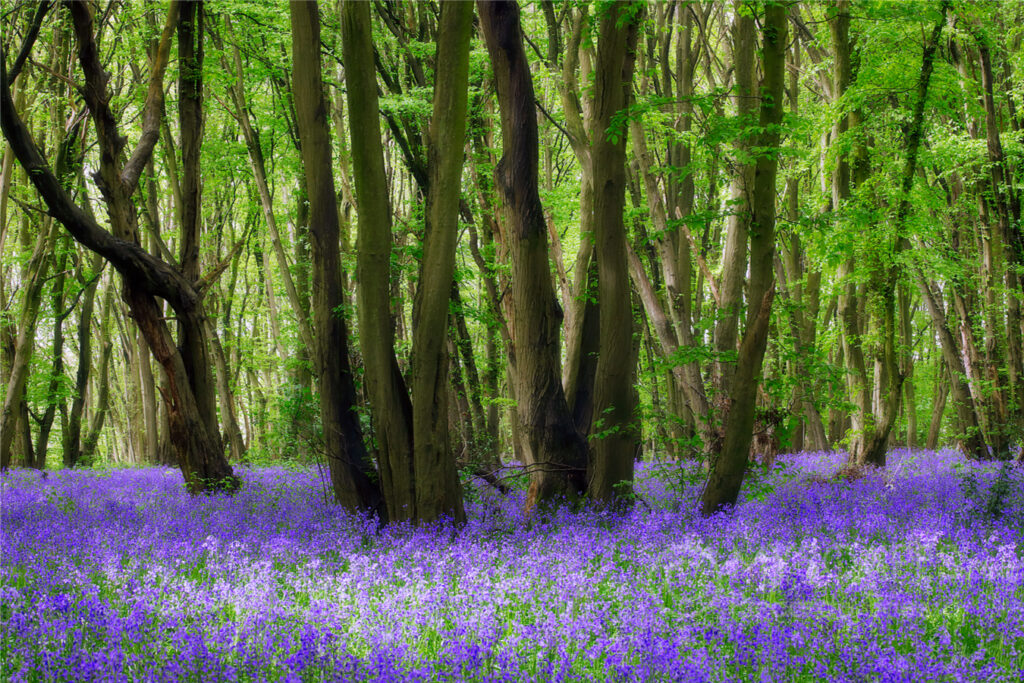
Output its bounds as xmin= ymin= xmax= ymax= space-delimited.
xmin=926 ymin=359 xmax=948 ymax=450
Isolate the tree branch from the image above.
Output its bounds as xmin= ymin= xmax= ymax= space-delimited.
xmin=9 ymin=1 xmax=52 ymax=83
xmin=0 ymin=46 xmax=201 ymax=317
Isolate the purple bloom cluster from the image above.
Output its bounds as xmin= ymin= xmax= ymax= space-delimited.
xmin=2 ymin=450 xmax=1023 ymax=681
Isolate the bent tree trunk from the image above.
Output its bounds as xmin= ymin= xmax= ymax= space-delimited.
xmin=856 ymin=2 xmax=946 ymax=467
xmin=0 ymin=2 xmax=237 ymax=493
xmin=479 ymin=0 xmax=588 ymax=509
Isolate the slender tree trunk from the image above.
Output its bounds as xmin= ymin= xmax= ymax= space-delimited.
xmin=34 ymin=242 xmax=70 ymax=468
xmin=858 ymin=2 xmax=946 ymax=466
xmin=701 ymin=0 xmax=786 ymax=515
xmin=64 ymin=253 xmax=103 ymax=467
xmin=899 ymin=284 xmax=917 ymax=448
xmin=291 ymin=0 xmax=385 ymax=517
xmin=342 ymin=0 xmax=415 ymax=520
xmin=81 ymin=285 xmax=114 ymax=465
xmin=926 ymin=357 xmax=948 ymax=450
xmin=713 ymin=3 xmax=756 ymax=399
xmin=915 ymin=274 xmax=988 ymax=459
xmin=1 ymin=218 xmax=58 ymax=469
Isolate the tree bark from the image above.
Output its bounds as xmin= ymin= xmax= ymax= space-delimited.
xmin=478 ymin=0 xmax=588 ymax=509
xmin=858 ymin=1 xmax=947 ymax=466
xmin=0 ymin=1 xmax=238 ymax=492
xmin=0 ymin=218 xmax=58 ymax=469
xmin=407 ymin=0 xmax=474 ymax=523
xmin=712 ymin=3 xmax=756 ymax=399
xmin=291 ymin=0 xmax=385 ymax=517
xmin=588 ymin=1 xmax=642 ymax=505
xmin=701 ymin=0 xmax=786 ymax=515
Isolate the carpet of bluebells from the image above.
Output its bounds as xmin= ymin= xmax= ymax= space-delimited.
xmin=2 ymin=449 xmax=1024 ymax=682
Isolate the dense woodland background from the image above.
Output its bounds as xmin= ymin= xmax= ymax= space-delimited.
xmin=1 ymin=0 xmax=1021 ymax=523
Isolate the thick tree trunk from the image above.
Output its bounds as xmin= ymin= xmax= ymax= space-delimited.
xmin=342 ymin=0 xmax=415 ymax=521
xmin=291 ymin=0 xmax=384 ymax=517
xmin=479 ymin=0 xmax=588 ymax=509
xmin=175 ymin=0 xmax=227 ymax=471
xmin=407 ymin=0 xmax=474 ymax=523
xmin=588 ymin=2 xmax=642 ymax=505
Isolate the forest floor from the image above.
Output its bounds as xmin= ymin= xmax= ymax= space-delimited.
xmin=2 ymin=449 xmax=1023 ymax=682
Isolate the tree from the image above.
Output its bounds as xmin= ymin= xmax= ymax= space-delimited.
xmin=700 ymin=0 xmax=786 ymax=515
xmin=478 ymin=0 xmax=589 ymax=509
xmin=588 ymin=1 xmax=643 ymax=504
xmin=0 ymin=1 xmax=237 ymax=492
xmin=289 ymin=0 xmax=384 ymax=517
xmin=342 ymin=0 xmax=473 ymax=524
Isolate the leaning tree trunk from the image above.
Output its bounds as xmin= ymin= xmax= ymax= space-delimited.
xmin=0 ymin=1 xmax=237 ymax=492
xmin=342 ymin=0 xmax=415 ymax=521
xmin=701 ymin=0 xmax=786 ymax=515
xmin=478 ymin=0 xmax=589 ymax=509
xmin=712 ymin=3 xmax=756 ymax=401
xmin=858 ymin=1 xmax=947 ymax=466
xmin=290 ymin=0 xmax=385 ymax=517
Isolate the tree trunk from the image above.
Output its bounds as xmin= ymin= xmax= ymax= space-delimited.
xmin=926 ymin=357 xmax=948 ymax=450
xmin=406 ymin=0 xmax=474 ymax=523
xmin=81 ymin=285 xmax=114 ymax=465
xmin=291 ymin=0 xmax=385 ymax=517
xmin=712 ymin=3 xmax=756 ymax=399
xmin=1 ymin=1 xmax=238 ymax=492
xmin=1 ymin=218 xmax=58 ymax=469
xmin=34 ymin=241 xmax=70 ymax=468
xmin=478 ymin=0 xmax=588 ymax=509
xmin=858 ymin=2 xmax=946 ymax=466
xmin=175 ymin=1 xmax=223 ymax=460
xmin=701 ymin=0 xmax=786 ymax=515
xmin=64 ymin=252 xmax=103 ymax=468
xmin=588 ymin=1 xmax=642 ymax=505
